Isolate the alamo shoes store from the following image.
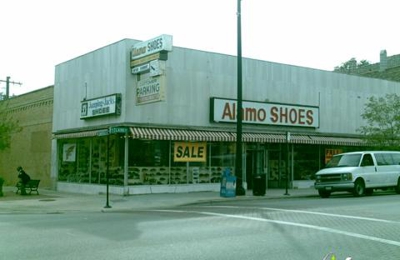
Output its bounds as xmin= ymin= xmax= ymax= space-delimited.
xmin=51 ymin=35 xmax=400 ymax=195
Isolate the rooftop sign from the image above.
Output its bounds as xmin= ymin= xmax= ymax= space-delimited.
xmin=131 ymin=34 xmax=173 ymax=61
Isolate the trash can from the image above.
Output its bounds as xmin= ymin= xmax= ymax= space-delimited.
xmin=220 ymin=168 xmax=236 ymax=198
xmin=235 ymin=177 xmax=246 ymax=196
xmin=253 ymin=174 xmax=266 ymax=196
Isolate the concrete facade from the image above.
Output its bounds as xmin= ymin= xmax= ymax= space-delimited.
xmin=54 ymin=39 xmax=400 ymax=136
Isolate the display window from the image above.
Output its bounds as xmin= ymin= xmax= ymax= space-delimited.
xmin=58 ymin=136 xmax=124 ymax=184
xmin=58 ymin=136 xmax=368 ymax=188
xmin=58 ymin=138 xmax=236 ymax=186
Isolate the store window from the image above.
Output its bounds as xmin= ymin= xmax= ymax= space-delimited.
xmin=58 ymin=138 xmax=237 ymax=186
xmin=209 ymin=142 xmax=235 ymax=183
xmin=291 ymin=145 xmax=319 ymax=180
xmin=58 ymin=136 xmax=123 ymax=184
xmin=128 ymin=140 xmax=169 ymax=185
xmin=58 ymin=141 xmax=79 ymax=182
xmin=127 ymin=140 xmax=235 ymax=186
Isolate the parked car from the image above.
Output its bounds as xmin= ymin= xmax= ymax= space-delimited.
xmin=314 ymin=151 xmax=400 ymax=198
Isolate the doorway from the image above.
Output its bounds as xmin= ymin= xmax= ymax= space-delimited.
xmin=246 ymin=148 xmax=265 ymax=190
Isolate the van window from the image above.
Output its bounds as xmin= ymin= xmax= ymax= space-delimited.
xmin=361 ymin=154 xmax=374 ymax=166
xmin=391 ymin=153 xmax=400 ymax=165
xmin=326 ymin=154 xmax=361 ymax=168
xmin=375 ymin=153 xmax=394 ymax=165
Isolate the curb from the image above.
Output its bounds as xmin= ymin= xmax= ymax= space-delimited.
xmin=0 ymin=186 xmax=319 ymax=214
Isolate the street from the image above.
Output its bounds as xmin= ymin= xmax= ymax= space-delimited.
xmin=1 ymin=192 xmax=400 ymax=259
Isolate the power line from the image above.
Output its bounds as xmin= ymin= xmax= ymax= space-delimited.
xmin=0 ymin=76 xmax=22 ymax=99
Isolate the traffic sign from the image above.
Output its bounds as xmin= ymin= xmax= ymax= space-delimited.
xmin=109 ymin=127 xmax=128 ymax=134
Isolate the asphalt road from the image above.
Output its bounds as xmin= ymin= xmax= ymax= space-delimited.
xmin=1 ymin=192 xmax=400 ymax=260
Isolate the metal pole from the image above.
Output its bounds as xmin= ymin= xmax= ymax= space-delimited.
xmin=6 ymin=76 xmax=10 ymax=99
xmin=285 ymin=132 xmax=290 ymax=196
xmin=104 ymin=133 xmax=112 ymax=208
xmin=124 ymin=133 xmax=129 ymax=194
xmin=235 ymin=0 xmax=244 ymax=195
xmin=291 ymin=144 xmax=294 ymax=188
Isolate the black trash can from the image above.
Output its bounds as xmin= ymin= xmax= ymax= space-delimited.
xmin=236 ymin=177 xmax=246 ymax=196
xmin=253 ymin=174 xmax=266 ymax=196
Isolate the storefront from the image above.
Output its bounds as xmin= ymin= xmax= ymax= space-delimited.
xmin=52 ymin=35 xmax=398 ymax=194
xmin=54 ymin=126 xmax=364 ymax=194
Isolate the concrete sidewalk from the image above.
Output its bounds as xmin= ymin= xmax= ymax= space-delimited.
xmin=0 ymin=186 xmax=318 ymax=214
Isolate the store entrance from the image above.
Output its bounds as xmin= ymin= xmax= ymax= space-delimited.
xmin=246 ymin=148 xmax=265 ymax=190
xmin=267 ymin=145 xmax=288 ymax=188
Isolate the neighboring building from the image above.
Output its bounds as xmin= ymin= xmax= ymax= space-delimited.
xmin=0 ymin=87 xmax=53 ymax=187
xmin=338 ymin=50 xmax=400 ymax=82
xmin=51 ymin=36 xmax=400 ymax=195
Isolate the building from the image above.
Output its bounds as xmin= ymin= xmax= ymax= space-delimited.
xmin=2 ymin=37 xmax=399 ymax=195
xmin=0 ymin=87 xmax=53 ymax=186
xmin=337 ymin=50 xmax=400 ymax=82
xmin=49 ymin=35 xmax=400 ymax=195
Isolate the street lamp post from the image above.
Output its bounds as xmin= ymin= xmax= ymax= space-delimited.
xmin=235 ymin=0 xmax=244 ymax=195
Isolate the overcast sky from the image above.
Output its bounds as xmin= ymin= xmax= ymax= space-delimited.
xmin=1 ymin=0 xmax=399 ymax=96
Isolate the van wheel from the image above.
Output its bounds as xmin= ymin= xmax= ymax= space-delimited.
xmin=353 ymin=179 xmax=365 ymax=197
xmin=365 ymin=188 xmax=374 ymax=196
xmin=318 ymin=190 xmax=331 ymax=198
xmin=395 ymin=178 xmax=400 ymax=194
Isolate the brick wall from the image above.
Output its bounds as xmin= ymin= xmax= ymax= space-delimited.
xmin=0 ymin=86 xmax=53 ymax=187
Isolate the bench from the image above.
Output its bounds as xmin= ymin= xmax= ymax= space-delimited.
xmin=16 ymin=180 xmax=40 ymax=195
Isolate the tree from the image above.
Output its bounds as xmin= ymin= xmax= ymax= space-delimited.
xmin=0 ymin=99 xmax=22 ymax=151
xmin=358 ymin=93 xmax=400 ymax=149
xmin=334 ymin=58 xmax=371 ymax=73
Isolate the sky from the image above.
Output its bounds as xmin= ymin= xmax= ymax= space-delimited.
xmin=1 ymin=0 xmax=399 ymax=96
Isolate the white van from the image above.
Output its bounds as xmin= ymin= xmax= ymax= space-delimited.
xmin=314 ymin=151 xmax=400 ymax=198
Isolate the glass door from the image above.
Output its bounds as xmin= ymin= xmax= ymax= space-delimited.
xmin=246 ymin=147 xmax=265 ymax=190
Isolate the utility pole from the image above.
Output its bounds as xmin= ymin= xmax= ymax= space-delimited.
xmin=0 ymin=76 xmax=22 ymax=99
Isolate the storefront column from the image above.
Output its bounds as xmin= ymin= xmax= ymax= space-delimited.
xmin=123 ymin=134 xmax=129 ymax=194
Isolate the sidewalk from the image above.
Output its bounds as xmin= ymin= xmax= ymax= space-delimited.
xmin=0 ymin=186 xmax=318 ymax=214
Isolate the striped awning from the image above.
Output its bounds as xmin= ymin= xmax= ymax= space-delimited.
xmin=130 ymin=127 xmax=365 ymax=146
xmin=290 ymin=134 xmax=314 ymax=144
xmin=54 ymin=127 xmax=366 ymax=146
xmin=309 ymin=135 xmax=365 ymax=146
xmin=130 ymin=127 xmax=235 ymax=142
xmin=54 ymin=130 xmax=100 ymax=139
xmin=237 ymin=132 xmax=287 ymax=143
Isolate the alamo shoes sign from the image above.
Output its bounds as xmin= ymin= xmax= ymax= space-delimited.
xmin=210 ymin=97 xmax=319 ymax=128
xmin=131 ymin=34 xmax=173 ymax=61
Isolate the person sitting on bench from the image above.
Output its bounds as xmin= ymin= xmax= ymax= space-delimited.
xmin=17 ymin=166 xmax=31 ymax=195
